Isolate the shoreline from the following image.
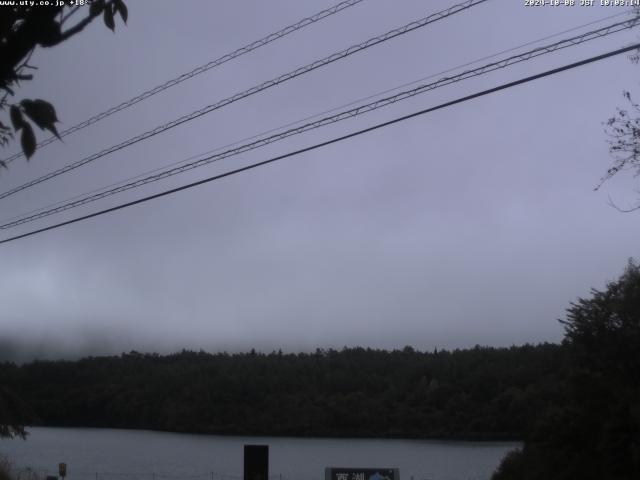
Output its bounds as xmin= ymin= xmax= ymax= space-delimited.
xmin=18 ymin=424 xmax=524 ymax=443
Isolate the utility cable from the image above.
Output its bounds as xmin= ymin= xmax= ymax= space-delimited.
xmin=1 ymin=0 xmax=366 ymax=165
xmin=3 ymin=8 xmax=631 ymax=226
xmin=2 ymin=15 xmax=637 ymax=230
xmin=1 ymin=42 xmax=638 ymax=246
xmin=0 ymin=0 xmax=489 ymax=200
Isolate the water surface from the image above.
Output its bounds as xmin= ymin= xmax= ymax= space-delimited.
xmin=0 ymin=428 xmax=518 ymax=480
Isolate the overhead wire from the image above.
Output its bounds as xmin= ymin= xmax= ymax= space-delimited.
xmin=3 ymin=8 xmax=632 ymax=226
xmin=0 ymin=0 xmax=489 ymax=200
xmin=1 ymin=42 xmax=639 ymax=246
xmin=2 ymin=15 xmax=638 ymax=230
xmin=1 ymin=0 xmax=367 ymax=165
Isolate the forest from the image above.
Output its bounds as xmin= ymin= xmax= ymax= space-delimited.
xmin=2 ymin=261 xmax=638 ymax=479
xmin=1 ymin=343 xmax=567 ymax=440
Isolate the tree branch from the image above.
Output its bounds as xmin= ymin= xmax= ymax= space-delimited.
xmin=58 ymin=9 xmax=103 ymax=43
xmin=0 ymin=8 xmax=61 ymax=81
xmin=60 ymin=5 xmax=82 ymax=26
xmin=607 ymin=194 xmax=640 ymax=213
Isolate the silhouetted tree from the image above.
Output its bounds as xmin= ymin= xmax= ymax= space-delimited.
xmin=600 ymin=91 xmax=640 ymax=211
xmin=0 ymin=385 xmax=32 ymax=439
xmin=0 ymin=0 xmax=127 ymax=439
xmin=599 ymin=26 xmax=640 ymax=211
xmin=0 ymin=0 xmax=127 ymax=163
xmin=493 ymin=259 xmax=640 ymax=480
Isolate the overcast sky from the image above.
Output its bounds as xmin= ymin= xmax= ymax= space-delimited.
xmin=1 ymin=0 xmax=640 ymax=361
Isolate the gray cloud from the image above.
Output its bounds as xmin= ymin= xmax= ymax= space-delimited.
xmin=1 ymin=0 xmax=639 ymax=361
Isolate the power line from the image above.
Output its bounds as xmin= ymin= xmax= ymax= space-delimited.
xmin=4 ymin=8 xmax=631 ymax=226
xmin=3 ymin=15 xmax=635 ymax=228
xmin=3 ymin=15 xmax=638 ymax=230
xmin=1 ymin=0 xmax=366 ymax=165
xmin=1 ymin=42 xmax=638 ymax=246
xmin=0 ymin=0 xmax=489 ymax=201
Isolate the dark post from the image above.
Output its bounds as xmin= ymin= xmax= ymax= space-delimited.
xmin=244 ymin=445 xmax=268 ymax=480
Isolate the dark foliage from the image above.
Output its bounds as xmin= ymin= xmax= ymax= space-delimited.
xmin=0 ymin=0 xmax=127 ymax=162
xmin=0 ymin=0 xmax=126 ymax=436
xmin=0 ymin=384 xmax=33 ymax=439
xmin=493 ymin=260 xmax=640 ymax=479
xmin=0 ymin=344 xmax=567 ymax=440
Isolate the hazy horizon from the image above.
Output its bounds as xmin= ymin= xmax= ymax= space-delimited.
xmin=2 ymin=0 xmax=639 ymax=362
xmin=0 ymin=327 xmax=570 ymax=363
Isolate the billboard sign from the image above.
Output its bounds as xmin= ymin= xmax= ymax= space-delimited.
xmin=325 ymin=468 xmax=399 ymax=480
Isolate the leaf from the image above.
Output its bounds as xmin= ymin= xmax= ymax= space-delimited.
xmin=10 ymin=105 xmax=25 ymax=131
xmin=104 ymin=3 xmax=115 ymax=31
xmin=114 ymin=0 xmax=128 ymax=23
xmin=48 ymin=123 xmax=60 ymax=140
xmin=21 ymin=122 xmax=36 ymax=160
xmin=21 ymin=99 xmax=61 ymax=139
xmin=90 ymin=0 xmax=105 ymax=16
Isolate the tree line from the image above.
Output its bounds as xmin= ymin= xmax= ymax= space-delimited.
xmin=1 ymin=343 xmax=568 ymax=440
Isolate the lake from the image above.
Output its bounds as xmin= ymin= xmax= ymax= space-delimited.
xmin=0 ymin=428 xmax=519 ymax=480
